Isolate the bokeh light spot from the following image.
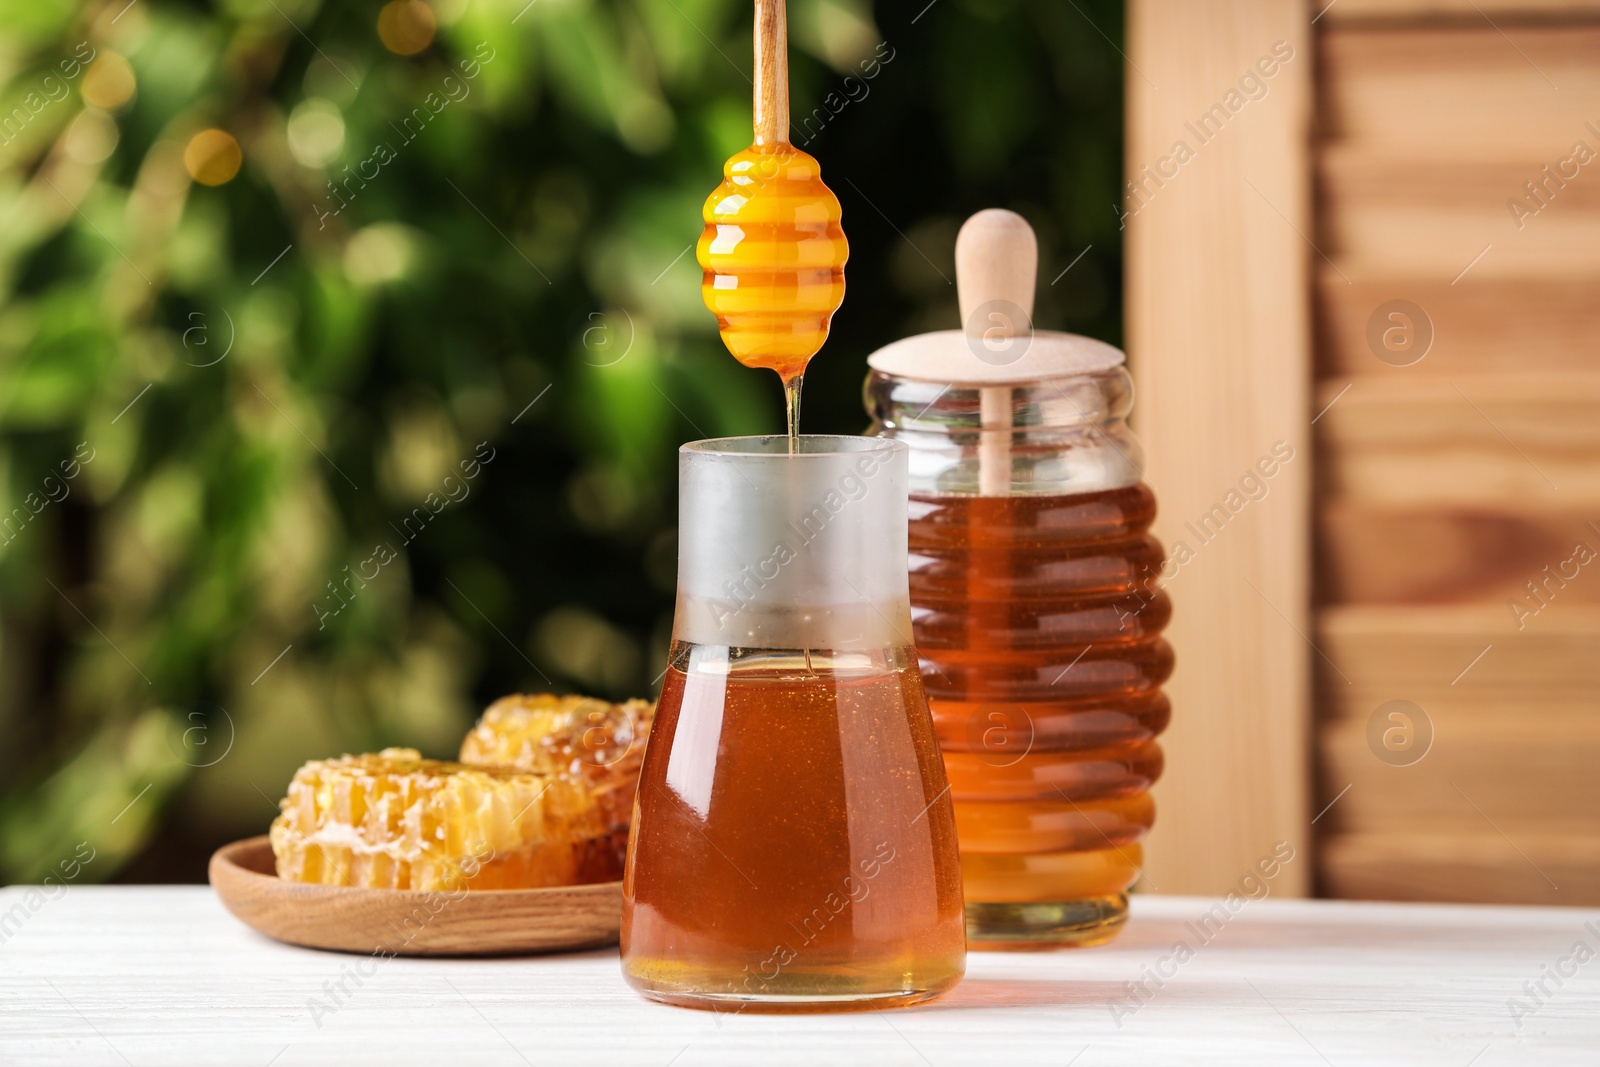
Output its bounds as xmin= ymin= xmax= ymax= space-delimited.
xmin=378 ymin=0 xmax=437 ymax=56
xmin=345 ymin=223 xmax=415 ymax=285
xmin=64 ymin=109 xmax=120 ymax=165
xmin=81 ymin=53 xmax=136 ymax=110
xmin=617 ymin=96 xmax=674 ymax=155
xmin=287 ymin=99 xmax=346 ymax=169
xmin=184 ymin=129 xmax=243 ymax=186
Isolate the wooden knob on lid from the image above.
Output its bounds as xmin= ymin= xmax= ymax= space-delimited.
xmin=956 ymin=208 xmax=1037 ymax=339
xmin=866 ymin=209 xmax=1122 ymax=385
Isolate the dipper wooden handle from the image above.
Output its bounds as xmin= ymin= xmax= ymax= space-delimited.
xmin=754 ymin=0 xmax=789 ymax=145
xmin=956 ymin=208 xmax=1037 ymax=337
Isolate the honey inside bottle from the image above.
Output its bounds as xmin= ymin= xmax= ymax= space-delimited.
xmin=622 ymin=643 xmax=965 ymax=1009
xmin=909 ymin=485 xmax=1172 ymax=940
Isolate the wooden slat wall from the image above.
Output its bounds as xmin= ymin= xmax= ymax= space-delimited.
xmin=1326 ymin=0 xmax=1600 ymax=18
xmin=1126 ymin=0 xmax=1312 ymax=896
xmin=1312 ymin=4 xmax=1600 ymax=904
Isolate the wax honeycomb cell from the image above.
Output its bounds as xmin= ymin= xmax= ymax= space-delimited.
xmin=269 ymin=748 xmax=621 ymax=891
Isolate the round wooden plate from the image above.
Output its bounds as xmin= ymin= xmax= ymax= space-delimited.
xmin=209 ymin=836 xmax=622 ymax=957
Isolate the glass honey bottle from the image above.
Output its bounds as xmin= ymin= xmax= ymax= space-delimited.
xmin=864 ymin=210 xmax=1172 ymax=948
xmin=622 ymin=435 xmax=966 ymax=1009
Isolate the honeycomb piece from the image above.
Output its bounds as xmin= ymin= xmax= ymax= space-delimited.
xmin=460 ymin=693 xmax=654 ymax=778
xmin=269 ymin=748 xmax=620 ymax=891
xmin=460 ymin=694 xmax=653 ymax=831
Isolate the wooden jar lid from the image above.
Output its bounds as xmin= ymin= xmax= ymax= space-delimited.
xmin=865 ymin=208 xmax=1125 ymax=385
xmin=866 ymin=329 xmax=1125 ymax=385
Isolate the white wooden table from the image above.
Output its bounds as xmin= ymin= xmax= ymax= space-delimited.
xmin=1 ymin=887 xmax=1596 ymax=1066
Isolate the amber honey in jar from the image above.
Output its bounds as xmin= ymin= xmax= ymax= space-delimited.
xmin=864 ymin=210 xmax=1172 ymax=948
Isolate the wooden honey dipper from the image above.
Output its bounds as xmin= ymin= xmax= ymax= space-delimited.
xmin=696 ymin=0 xmax=849 ymax=448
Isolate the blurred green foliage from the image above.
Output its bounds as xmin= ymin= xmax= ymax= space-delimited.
xmin=0 ymin=0 xmax=1123 ymax=883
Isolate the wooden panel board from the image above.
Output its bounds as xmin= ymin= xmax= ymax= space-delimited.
xmin=1315 ymin=375 xmax=1600 ymax=505
xmin=1316 ymin=606 xmax=1600 ymax=852
xmin=1127 ymin=0 xmax=1312 ymax=896
xmin=1313 ymin=2 xmax=1600 ymax=911
xmin=1322 ymin=831 xmax=1600 ymax=905
xmin=1318 ymin=26 xmax=1600 ymax=162
xmin=1317 ymin=603 xmax=1600 ymax=703
xmin=1317 ymin=150 xmax=1600 ymax=276
xmin=1323 ymin=0 xmax=1600 ymax=24
xmin=1314 ymin=269 xmax=1600 ymax=377
xmin=1319 ymin=717 xmax=1600 ymax=833
xmin=1318 ymin=504 xmax=1600 ymax=604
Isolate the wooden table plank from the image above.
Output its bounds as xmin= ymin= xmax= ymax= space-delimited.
xmin=1 ymin=887 xmax=1596 ymax=1065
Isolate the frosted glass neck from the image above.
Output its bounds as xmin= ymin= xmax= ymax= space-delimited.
xmin=674 ymin=435 xmax=913 ymax=651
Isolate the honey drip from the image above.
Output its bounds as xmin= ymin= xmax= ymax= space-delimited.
xmin=697 ymin=0 xmax=847 ymax=450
